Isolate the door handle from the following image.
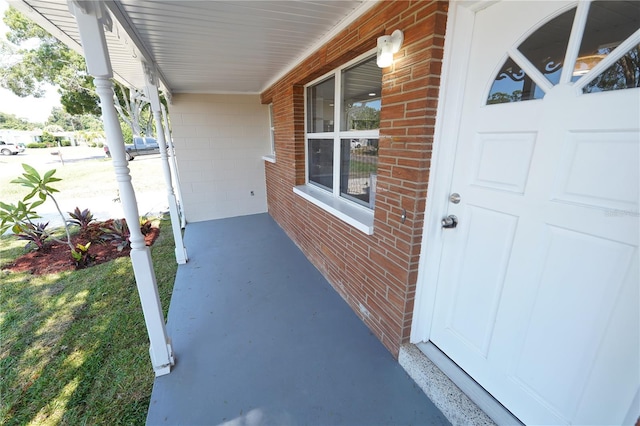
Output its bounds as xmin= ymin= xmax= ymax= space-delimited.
xmin=441 ymin=215 xmax=458 ymax=229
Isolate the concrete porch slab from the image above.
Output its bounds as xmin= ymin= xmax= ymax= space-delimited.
xmin=146 ymin=213 xmax=449 ymax=425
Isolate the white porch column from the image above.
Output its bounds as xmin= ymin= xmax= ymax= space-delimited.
xmin=69 ymin=1 xmax=174 ymax=376
xmin=143 ymin=63 xmax=188 ymax=264
xmin=161 ymin=103 xmax=187 ymax=229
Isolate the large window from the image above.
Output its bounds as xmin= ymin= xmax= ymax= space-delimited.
xmin=306 ymin=55 xmax=381 ymax=209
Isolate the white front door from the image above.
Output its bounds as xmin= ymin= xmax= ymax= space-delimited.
xmin=426 ymin=2 xmax=639 ymax=424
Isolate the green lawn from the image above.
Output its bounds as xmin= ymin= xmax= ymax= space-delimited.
xmin=0 ymin=216 xmax=177 ymax=425
xmin=1 ymin=154 xmax=165 ymax=205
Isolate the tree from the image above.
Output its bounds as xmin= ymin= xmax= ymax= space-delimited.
xmin=1 ymin=7 xmax=157 ymax=136
xmin=0 ymin=111 xmax=41 ymax=130
xmin=46 ymin=106 xmax=103 ymax=132
xmin=1 ymin=6 xmax=100 ymax=116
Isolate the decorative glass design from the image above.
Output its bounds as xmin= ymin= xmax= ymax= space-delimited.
xmin=487 ymin=57 xmax=544 ymax=104
xmin=518 ymin=8 xmax=576 ymax=86
xmin=487 ymin=1 xmax=640 ymax=105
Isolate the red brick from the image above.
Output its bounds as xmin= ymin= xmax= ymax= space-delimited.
xmin=261 ymin=0 xmax=444 ymax=359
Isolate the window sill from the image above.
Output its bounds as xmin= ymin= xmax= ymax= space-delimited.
xmin=293 ymin=185 xmax=374 ymax=235
xmin=262 ymin=154 xmax=276 ymax=163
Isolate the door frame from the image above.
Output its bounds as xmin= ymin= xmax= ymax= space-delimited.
xmin=410 ymin=1 xmax=486 ymax=343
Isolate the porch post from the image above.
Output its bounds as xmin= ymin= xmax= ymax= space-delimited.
xmin=161 ymin=103 xmax=187 ymax=229
xmin=69 ymin=1 xmax=174 ymax=376
xmin=143 ymin=63 xmax=188 ymax=264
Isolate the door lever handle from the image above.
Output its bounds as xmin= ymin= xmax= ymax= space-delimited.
xmin=441 ymin=215 xmax=458 ymax=229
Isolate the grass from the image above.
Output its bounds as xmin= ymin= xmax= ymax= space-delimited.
xmin=0 ymin=215 xmax=177 ymax=425
xmin=1 ymin=151 xmax=165 ymax=204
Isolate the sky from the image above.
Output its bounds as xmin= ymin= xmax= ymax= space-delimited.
xmin=0 ymin=0 xmax=61 ymax=124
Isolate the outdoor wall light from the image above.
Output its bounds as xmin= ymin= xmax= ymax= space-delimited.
xmin=376 ymin=29 xmax=404 ymax=68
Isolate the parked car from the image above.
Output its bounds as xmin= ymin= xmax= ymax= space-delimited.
xmin=0 ymin=140 xmax=26 ymax=155
xmin=104 ymin=136 xmax=159 ymax=161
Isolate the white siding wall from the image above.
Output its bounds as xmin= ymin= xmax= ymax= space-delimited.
xmin=169 ymin=94 xmax=270 ymax=222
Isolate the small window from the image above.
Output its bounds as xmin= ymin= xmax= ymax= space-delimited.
xmin=305 ymin=54 xmax=381 ymax=209
xmin=268 ymin=103 xmax=276 ymax=156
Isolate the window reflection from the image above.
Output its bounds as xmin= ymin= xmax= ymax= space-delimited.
xmin=308 ymin=139 xmax=334 ymax=190
xmin=518 ymin=8 xmax=576 ymax=86
xmin=341 ymin=57 xmax=382 ymax=131
xmin=573 ymin=1 xmax=640 ymax=80
xmin=584 ymin=45 xmax=640 ymax=93
xmin=340 ymin=139 xmax=378 ymax=208
xmin=307 ymin=78 xmax=335 ymax=133
xmin=487 ymin=57 xmax=545 ymax=104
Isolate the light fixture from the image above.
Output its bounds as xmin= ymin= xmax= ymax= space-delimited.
xmin=572 ymin=54 xmax=606 ymax=77
xmin=377 ymin=29 xmax=404 ymax=68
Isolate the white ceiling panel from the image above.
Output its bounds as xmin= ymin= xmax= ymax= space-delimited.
xmin=13 ymin=0 xmax=374 ymax=96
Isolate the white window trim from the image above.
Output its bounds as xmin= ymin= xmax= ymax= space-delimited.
xmin=293 ymin=185 xmax=374 ymax=235
xmin=297 ymin=49 xmax=378 ymax=234
xmin=263 ymin=103 xmax=276 ymax=163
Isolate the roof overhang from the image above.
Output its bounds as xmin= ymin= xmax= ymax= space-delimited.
xmin=9 ymin=0 xmax=379 ymax=99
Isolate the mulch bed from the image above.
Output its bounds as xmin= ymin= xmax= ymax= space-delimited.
xmin=3 ymin=220 xmax=160 ymax=275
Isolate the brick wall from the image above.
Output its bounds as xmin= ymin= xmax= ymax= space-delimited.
xmin=261 ymin=1 xmax=448 ymax=357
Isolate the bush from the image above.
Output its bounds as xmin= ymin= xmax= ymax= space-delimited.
xmin=96 ymin=142 xmax=104 ymax=148
xmin=26 ymin=143 xmax=47 ymax=149
xmin=88 ymin=142 xmax=97 ymax=147
xmin=60 ymin=140 xmax=72 ymax=147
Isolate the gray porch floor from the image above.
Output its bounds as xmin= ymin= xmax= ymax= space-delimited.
xmin=146 ymin=213 xmax=449 ymax=426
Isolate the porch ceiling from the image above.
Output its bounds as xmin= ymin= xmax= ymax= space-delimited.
xmin=11 ymin=0 xmax=374 ymax=97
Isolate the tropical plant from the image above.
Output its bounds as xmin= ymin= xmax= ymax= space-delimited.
xmin=0 ymin=199 xmax=42 ymax=235
xmin=100 ymin=219 xmax=130 ymax=252
xmin=15 ymin=221 xmax=49 ymax=251
xmin=9 ymin=164 xmax=74 ymax=250
xmin=67 ymin=207 xmax=94 ymax=231
xmin=71 ymin=242 xmax=94 ymax=269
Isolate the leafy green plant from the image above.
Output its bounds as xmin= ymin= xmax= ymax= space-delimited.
xmin=71 ymin=242 xmax=94 ymax=269
xmin=8 ymin=164 xmax=74 ymax=251
xmin=67 ymin=207 xmax=94 ymax=231
xmin=100 ymin=219 xmax=130 ymax=252
xmin=15 ymin=221 xmax=49 ymax=251
xmin=0 ymin=199 xmax=42 ymax=235
xmin=26 ymin=142 xmax=47 ymax=148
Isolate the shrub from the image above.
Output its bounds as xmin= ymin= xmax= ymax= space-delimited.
xmin=100 ymin=219 xmax=130 ymax=252
xmin=96 ymin=142 xmax=104 ymax=148
xmin=71 ymin=242 xmax=95 ymax=269
xmin=26 ymin=143 xmax=47 ymax=149
xmin=15 ymin=222 xmax=49 ymax=251
xmin=100 ymin=217 xmax=152 ymax=251
xmin=67 ymin=207 xmax=95 ymax=231
xmin=60 ymin=140 xmax=72 ymax=147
